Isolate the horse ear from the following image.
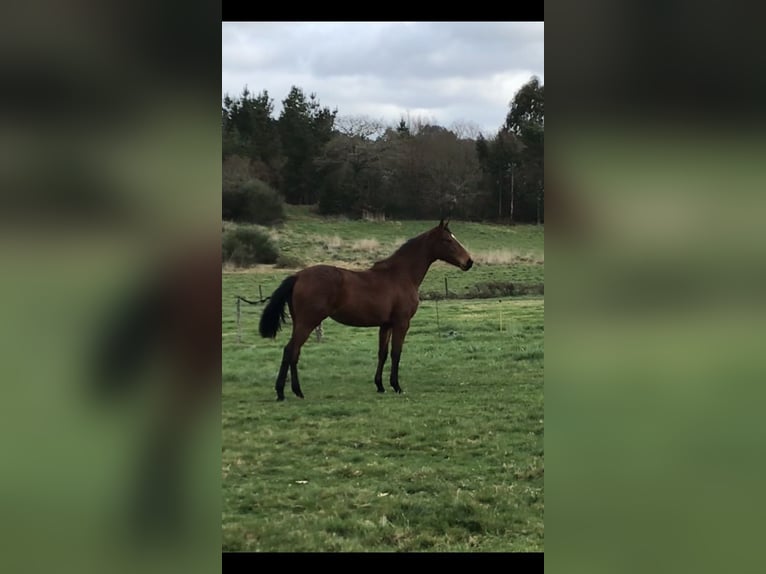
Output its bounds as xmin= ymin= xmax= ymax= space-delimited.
xmin=439 ymin=218 xmax=445 ymax=228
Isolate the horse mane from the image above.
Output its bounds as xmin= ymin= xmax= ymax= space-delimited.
xmin=370 ymin=232 xmax=428 ymax=271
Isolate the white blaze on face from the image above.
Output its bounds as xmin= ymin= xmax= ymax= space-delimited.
xmin=450 ymin=233 xmax=466 ymax=250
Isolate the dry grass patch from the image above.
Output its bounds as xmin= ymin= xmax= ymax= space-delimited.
xmin=323 ymin=235 xmax=344 ymax=249
xmin=474 ymin=249 xmax=543 ymax=266
xmin=350 ymin=238 xmax=380 ymax=251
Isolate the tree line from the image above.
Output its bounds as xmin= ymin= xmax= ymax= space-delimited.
xmin=222 ymin=77 xmax=543 ymax=224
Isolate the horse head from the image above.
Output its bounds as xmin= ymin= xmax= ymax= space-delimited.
xmin=431 ymin=219 xmax=473 ymax=271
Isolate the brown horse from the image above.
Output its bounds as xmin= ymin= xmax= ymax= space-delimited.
xmin=259 ymin=219 xmax=473 ymax=401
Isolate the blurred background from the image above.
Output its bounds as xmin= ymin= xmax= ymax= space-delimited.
xmin=3 ymin=1 xmax=765 ymax=570
xmin=547 ymin=1 xmax=766 ymax=572
xmin=0 ymin=1 xmax=220 ymax=573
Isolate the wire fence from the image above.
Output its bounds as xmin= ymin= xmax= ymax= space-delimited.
xmin=232 ymin=276 xmax=534 ymax=344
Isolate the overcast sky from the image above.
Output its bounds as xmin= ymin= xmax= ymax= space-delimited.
xmin=222 ymin=22 xmax=544 ymax=137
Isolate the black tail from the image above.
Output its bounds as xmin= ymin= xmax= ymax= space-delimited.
xmin=259 ymin=275 xmax=297 ymax=339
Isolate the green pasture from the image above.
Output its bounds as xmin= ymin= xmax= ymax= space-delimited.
xmin=222 ymin=210 xmax=544 ymax=551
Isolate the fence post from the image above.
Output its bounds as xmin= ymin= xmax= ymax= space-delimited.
xmin=435 ymin=298 xmax=440 ymax=335
xmin=444 ymin=277 xmax=448 ymax=298
xmin=259 ymin=285 xmax=263 ymax=301
xmin=236 ymin=297 xmax=241 ymax=343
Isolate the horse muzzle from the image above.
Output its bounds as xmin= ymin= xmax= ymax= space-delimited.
xmin=461 ymin=258 xmax=474 ymax=271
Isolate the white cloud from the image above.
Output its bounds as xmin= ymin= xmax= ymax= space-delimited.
xmin=222 ymin=22 xmax=544 ymax=136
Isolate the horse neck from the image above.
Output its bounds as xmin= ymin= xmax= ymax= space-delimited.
xmin=382 ymin=234 xmax=435 ymax=287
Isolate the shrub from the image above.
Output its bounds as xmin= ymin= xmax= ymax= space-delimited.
xmin=466 ymin=281 xmax=544 ymax=298
xmin=222 ymin=226 xmax=279 ymax=267
xmin=418 ymin=281 xmax=544 ymax=301
xmin=222 ymin=178 xmax=285 ymax=226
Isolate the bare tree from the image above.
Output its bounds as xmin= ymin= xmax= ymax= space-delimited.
xmin=449 ymin=120 xmax=483 ymax=140
xmin=334 ymin=115 xmax=387 ymax=140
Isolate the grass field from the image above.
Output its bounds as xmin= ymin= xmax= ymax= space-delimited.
xmin=222 ymin=208 xmax=544 ymax=552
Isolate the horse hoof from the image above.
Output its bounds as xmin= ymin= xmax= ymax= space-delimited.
xmin=376 ymin=388 xmax=385 ymax=393
xmin=276 ymin=396 xmax=285 ymax=402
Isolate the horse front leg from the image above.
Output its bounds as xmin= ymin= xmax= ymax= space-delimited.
xmin=389 ymin=320 xmax=410 ymax=394
xmin=374 ymin=325 xmax=392 ymax=393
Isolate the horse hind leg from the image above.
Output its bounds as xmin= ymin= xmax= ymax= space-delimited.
xmin=275 ymin=346 xmax=291 ymax=401
xmin=285 ymin=322 xmax=316 ymax=399
xmin=289 ymin=353 xmax=303 ymax=399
